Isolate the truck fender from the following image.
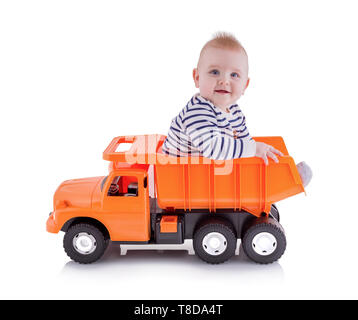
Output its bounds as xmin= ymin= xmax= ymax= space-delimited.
xmin=61 ymin=216 xmax=111 ymax=241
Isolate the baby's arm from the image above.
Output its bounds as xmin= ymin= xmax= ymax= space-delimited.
xmin=238 ymin=115 xmax=283 ymax=164
xmin=184 ymin=109 xmax=283 ymax=163
xmin=184 ymin=112 xmax=256 ymax=160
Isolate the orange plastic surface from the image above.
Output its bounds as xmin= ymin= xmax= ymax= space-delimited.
xmin=103 ymin=134 xmax=166 ymax=163
xmin=104 ymin=134 xmax=304 ymax=217
xmin=160 ymin=216 xmax=178 ymax=233
xmin=48 ymin=169 xmax=151 ymax=241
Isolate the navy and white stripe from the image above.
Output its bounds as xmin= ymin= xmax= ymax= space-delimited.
xmin=162 ymin=94 xmax=256 ymax=160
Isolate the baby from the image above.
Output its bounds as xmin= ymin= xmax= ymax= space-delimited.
xmin=162 ymin=32 xmax=312 ymax=186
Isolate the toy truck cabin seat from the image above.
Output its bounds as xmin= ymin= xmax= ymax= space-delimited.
xmin=46 ymin=134 xmax=305 ymax=264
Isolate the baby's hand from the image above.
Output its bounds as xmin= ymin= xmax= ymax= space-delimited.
xmin=255 ymin=142 xmax=284 ymax=165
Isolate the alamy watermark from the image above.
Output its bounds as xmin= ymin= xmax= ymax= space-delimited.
xmin=120 ymin=135 xmax=234 ymax=175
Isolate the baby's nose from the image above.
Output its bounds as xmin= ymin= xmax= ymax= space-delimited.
xmin=219 ymin=77 xmax=230 ymax=85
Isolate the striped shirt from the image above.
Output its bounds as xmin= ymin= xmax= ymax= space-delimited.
xmin=162 ymin=94 xmax=256 ymax=160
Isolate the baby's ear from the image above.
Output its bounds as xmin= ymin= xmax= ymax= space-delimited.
xmin=193 ymin=68 xmax=199 ymax=88
xmin=243 ymin=78 xmax=250 ymax=92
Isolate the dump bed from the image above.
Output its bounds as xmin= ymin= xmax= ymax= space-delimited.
xmin=103 ymin=134 xmax=305 ymax=217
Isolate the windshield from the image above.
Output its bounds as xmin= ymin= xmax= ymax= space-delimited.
xmin=100 ymin=176 xmax=108 ymax=192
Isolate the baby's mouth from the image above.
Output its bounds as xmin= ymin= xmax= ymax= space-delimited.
xmin=215 ymin=89 xmax=231 ymax=94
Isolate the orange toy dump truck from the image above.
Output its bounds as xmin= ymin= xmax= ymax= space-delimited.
xmin=46 ymin=134 xmax=305 ymax=264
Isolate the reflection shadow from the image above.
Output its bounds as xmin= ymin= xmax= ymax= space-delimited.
xmin=61 ymin=242 xmax=285 ymax=284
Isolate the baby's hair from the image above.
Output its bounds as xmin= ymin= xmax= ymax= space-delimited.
xmin=201 ymin=31 xmax=247 ymax=56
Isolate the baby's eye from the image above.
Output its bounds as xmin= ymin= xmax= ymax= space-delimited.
xmin=209 ymin=69 xmax=220 ymax=75
xmin=231 ymin=72 xmax=240 ymax=78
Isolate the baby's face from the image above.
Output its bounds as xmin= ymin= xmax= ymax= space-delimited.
xmin=193 ymin=47 xmax=249 ymax=110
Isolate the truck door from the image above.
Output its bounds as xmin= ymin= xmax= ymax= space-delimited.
xmin=101 ymin=171 xmax=150 ymax=242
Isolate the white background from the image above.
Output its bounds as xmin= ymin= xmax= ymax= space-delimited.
xmin=1 ymin=0 xmax=357 ymax=300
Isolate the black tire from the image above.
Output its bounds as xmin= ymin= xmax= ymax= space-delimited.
xmin=242 ymin=218 xmax=286 ymax=264
xmin=193 ymin=222 xmax=236 ymax=264
xmin=270 ymin=204 xmax=280 ymax=222
xmin=63 ymin=223 xmax=108 ymax=264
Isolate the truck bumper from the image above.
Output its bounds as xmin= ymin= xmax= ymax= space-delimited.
xmin=46 ymin=212 xmax=58 ymax=233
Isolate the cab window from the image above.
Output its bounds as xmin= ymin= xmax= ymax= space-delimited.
xmin=107 ymin=176 xmax=138 ymax=197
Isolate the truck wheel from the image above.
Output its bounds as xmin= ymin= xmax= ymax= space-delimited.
xmin=242 ymin=218 xmax=286 ymax=264
xmin=270 ymin=204 xmax=280 ymax=222
xmin=193 ymin=222 xmax=236 ymax=264
xmin=63 ymin=223 xmax=108 ymax=264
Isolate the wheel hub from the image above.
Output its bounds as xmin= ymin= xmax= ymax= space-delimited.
xmin=252 ymin=232 xmax=277 ymax=256
xmin=73 ymin=232 xmax=97 ymax=255
xmin=202 ymin=232 xmax=227 ymax=256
